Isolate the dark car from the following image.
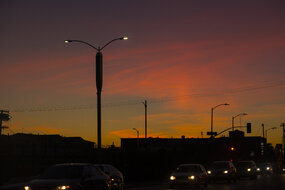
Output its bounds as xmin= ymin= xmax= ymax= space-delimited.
xmin=256 ymin=162 xmax=273 ymax=175
xmin=278 ymin=163 xmax=285 ymax=174
xmin=94 ymin=164 xmax=124 ymax=190
xmin=282 ymin=165 xmax=285 ymax=174
xmin=169 ymin=164 xmax=208 ymax=188
xmin=17 ymin=163 xmax=111 ymax=190
xmin=236 ymin=161 xmax=257 ymax=179
xmin=207 ymin=161 xmax=237 ymax=183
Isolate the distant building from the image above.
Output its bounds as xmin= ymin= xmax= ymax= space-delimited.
xmin=121 ymin=130 xmax=267 ymax=162
xmin=0 ymin=133 xmax=94 ymax=156
xmin=0 ymin=133 xmax=95 ymax=184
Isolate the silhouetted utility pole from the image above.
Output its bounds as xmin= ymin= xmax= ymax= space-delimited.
xmin=143 ymin=100 xmax=147 ymax=139
xmin=0 ymin=110 xmax=10 ymax=136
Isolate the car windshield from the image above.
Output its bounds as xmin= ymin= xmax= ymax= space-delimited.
xmin=96 ymin=165 xmax=105 ymax=171
xmin=40 ymin=165 xmax=84 ymax=179
xmin=211 ymin=162 xmax=230 ymax=169
xmin=257 ymin=163 xmax=271 ymax=167
xmin=176 ymin=165 xmax=201 ymax=172
xmin=237 ymin=162 xmax=252 ymax=167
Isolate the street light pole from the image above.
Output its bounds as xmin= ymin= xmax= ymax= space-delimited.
xmin=210 ymin=103 xmax=229 ymax=138
xmin=133 ymin=128 xmax=139 ymax=139
xmin=232 ymin=113 xmax=248 ymax=131
xmin=133 ymin=128 xmax=139 ymax=148
xmin=265 ymin=127 xmax=277 ymax=139
xmin=65 ymin=37 xmax=128 ymax=149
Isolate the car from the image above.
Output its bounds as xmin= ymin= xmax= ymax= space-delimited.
xmin=273 ymin=163 xmax=285 ymax=174
xmin=279 ymin=163 xmax=285 ymax=174
xmin=207 ymin=161 xmax=237 ymax=183
xmin=236 ymin=160 xmax=257 ymax=179
xmin=94 ymin=164 xmax=124 ymax=190
xmin=169 ymin=164 xmax=208 ymax=188
xmin=22 ymin=163 xmax=111 ymax=190
xmin=256 ymin=162 xmax=273 ymax=175
xmin=0 ymin=182 xmax=27 ymax=190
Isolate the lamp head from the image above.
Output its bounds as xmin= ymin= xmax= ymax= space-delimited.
xmin=224 ymin=103 xmax=230 ymax=106
xmin=243 ymin=113 xmax=248 ymax=116
xmin=121 ymin=37 xmax=128 ymax=40
xmin=64 ymin=40 xmax=72 ymax=43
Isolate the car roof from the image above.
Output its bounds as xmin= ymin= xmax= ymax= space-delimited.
xmin=179 ymin=164 xmax=202 ymax=166
xmin=213 ymin=161 xmax=232 ymax=163
xmin=237 ymin=160 xmax=255 ymax=163
xmin=94 ymin=164 xmax=113 ymax=167
xmin=257 ymin=162 xmax=272 ymax=165
xmin=94 ymin=164 xmax=111 ymax=166
xmin=53 ymin=163 xmax=92 ymax=166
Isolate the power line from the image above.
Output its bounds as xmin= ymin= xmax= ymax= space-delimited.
xmin=8 ymin=80 xmax=285 ymax=113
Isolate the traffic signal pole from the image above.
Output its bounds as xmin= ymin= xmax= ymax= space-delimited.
xmin=215 ymin=123 xmax=251 ymax=137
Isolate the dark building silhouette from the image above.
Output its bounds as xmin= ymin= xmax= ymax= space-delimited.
xmin=120 ymin=130 xmax=271 ymax=181
xmin=121 ymin=130 xmax=266 ymax=161
xmin=0 ymin=133 xmax=95 ymax=184
xmin=0 ymin=131 xmax=276 ymax=184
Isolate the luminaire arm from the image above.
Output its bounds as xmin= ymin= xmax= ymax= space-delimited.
xmin=64 ymin=40 xmax=99 ymax=51
xmin=100 ymin=37 xmax=128 ymax=51
xmin=65 ymin=37 xmax=128 ymax=52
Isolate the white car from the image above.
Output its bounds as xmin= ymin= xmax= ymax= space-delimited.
xmin=207 ymin=161 xmax=237 ymax=183
xmin=169 ymin=164 xmax=208 ymax=188
xmin=256 ymin=162 xmax=273 ymax=175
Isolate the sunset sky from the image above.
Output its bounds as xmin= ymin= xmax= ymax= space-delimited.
xmin=1 ymin=0 xmax=285 ymax=147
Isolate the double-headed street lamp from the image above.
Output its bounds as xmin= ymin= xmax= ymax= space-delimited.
xmin=65 ymin=37 xmax=128 ymax=149
xmin=210 ymin=103 xmax=230 ymax=138
xmin=232 ymin=113 xmax=248 ymax=131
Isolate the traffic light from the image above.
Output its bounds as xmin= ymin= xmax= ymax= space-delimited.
xmin=247 ymin=123 xmax=251 ymax=133
xmin=230 ymin=147 xmax=235 ymax=151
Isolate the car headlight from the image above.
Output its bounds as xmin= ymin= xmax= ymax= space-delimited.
xmin=24 ymin=186 xmax=31 ymax=190
xmin=266 ymin=167 xmax=270 ymax=170
xmin=188 ymin=175 xmax=195 ymax=180
xmin=224 ymin=170 xmax=228 ymax=174
xmin=257 ymin=168 xmax=260 ymax=171
xmin=207 ymin=170 xmax=211 ymax=174
xmin=170 ymin=176 xmax=176 ymax=180
xmin=247 ymin=168 xmax=251 ymax=172
xmin=57 ymin=186 xmax=70 ymax=190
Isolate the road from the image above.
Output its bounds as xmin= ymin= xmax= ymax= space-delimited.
xmin=126 ymin=174 xmax=285 ymax=190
